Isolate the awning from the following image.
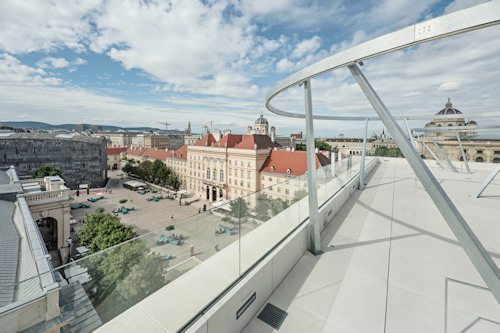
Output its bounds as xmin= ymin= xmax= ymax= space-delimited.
xmin=124 ymin=180 xmax=147 ymax=188
xmin=212 ymin=200 xmax=231 ymax=212
xmin=76 ymin=246 xmax=89 ymax=254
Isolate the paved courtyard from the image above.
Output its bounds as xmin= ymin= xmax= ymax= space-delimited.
xmin=69 ymin=170 xmax=259 ymax=268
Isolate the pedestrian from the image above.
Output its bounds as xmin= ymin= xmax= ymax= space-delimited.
xmin=215 ymin=244 xmax=219 ymax=251
xmin=131 ymin=199 xmax=133 ymax=203
xmin=171 ymin=215 xmax=174 ymax=220
xmin=199 ymin=208 xmax=201 ymax=214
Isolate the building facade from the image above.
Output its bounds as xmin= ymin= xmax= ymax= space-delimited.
xmin=418 ymin=99 xmax=500 ymax=163
xmin=0 ymin=133 xmax=107 ymax=189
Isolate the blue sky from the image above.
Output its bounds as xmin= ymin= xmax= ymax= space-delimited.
xmin=0 ymin=0 xmax=498 ymax=137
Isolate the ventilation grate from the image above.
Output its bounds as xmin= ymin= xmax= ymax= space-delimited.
xmin=257 ymin=303 xmax=288 ymax=330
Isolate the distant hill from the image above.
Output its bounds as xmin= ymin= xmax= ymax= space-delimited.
xmin=0 ymin=121 xmax=173 ymax=133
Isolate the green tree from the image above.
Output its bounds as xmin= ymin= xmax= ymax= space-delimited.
xmin=156 ymin=165 xmax=171 ymax=185
xmin=150 ymin=160 xmax=165 ymax=183
xmin=292 ymin=189 xmax=308 ymax=204
xmin=122 ymin=162 xmax=135 ymax=175
xmin=141 ymin=160 xmax=153 ymax=181
xmin=166 ymin=176 xmax=180 ymax=190
xmin=229 ymin=198 xmax=248 ymax=218
xmin=270 ymin=198 xmax=290 ymax=216
xmin=315 ymin=140 xmax=331 ymax=151
xmin=255 ymin=193 xmax=270 ymax=221
xmin=78 ymin=210 xmax=137 ymax=254
xmin=81 ymin=240 xmax=165 ymax=321
xmin=295 ymin=141 xmax=333 ymax=152
xmin=32 ymin=165 xmax=64 ymax=179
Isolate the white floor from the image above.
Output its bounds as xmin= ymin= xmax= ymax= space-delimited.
xmin=243 ymin=159 xmax=500 ymax=333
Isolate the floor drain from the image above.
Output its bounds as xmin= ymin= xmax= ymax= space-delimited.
xmin=257 ymin=303 xmax=288 ymax=330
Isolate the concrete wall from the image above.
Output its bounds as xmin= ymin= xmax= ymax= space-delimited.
xmin=0 ymin=136 xmax=107 ymax=189
xmin=188 ymin=158 xmax=379 ymax=332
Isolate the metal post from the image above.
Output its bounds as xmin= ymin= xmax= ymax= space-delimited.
xmin=419 ymin=137 xmax=446 ymax=170
xmin=471 ymin=162 xmax=500 ymax=198
xmin=303 ymin=80 xmax=321 ymax=255
xmin=404 ymin=118 xmax=416 ymax=149
xmin=349 ymin=64 xmax=500 ymax=304
xmin=456 ymin=132 xmax=471 ymax=174
xmin=360 ymin=118 xmax=368 ymax=190
xmin=426 ymin=133 xmax=458 ymax=173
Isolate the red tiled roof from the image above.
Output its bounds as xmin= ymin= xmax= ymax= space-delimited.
xmin=291 ymin=133 xmax=302 ymax=139
xmin=107 ymin=147 xmax=128 ymax=155
xmin=236 ymin=134 xmax=281 ymax=149
xmin=170 ymin=145 xmax=188 ymax=160
xmin=126 ymin=146 xmax=147 ymax=157
xmin=142 ymin=148 xmax=170 ymax=160
xmin=216 ymin=134 xmax=243 ymax=148
xmin=260 ymin=150 xmax=331 ymax=176
xmin=193 ymin=134 xmax=217 ymax=147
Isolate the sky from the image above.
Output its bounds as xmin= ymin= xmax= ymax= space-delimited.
xmin=0 ymin=0 xmax=499 ymax=137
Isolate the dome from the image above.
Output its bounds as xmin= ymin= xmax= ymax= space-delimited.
xmin=425 ymin=121 xmax=436 ymax=127
xmin=436 ymin=98 xmax=462 ymax=115
xmin=255 ymin=113 xmax=268 ymax=125
xmin=466 ymin=120 xmax=477 ymax=126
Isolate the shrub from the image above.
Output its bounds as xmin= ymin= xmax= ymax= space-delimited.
xmin=119 ymin=199 xmax=128 ymax=204
xmin=165 ymin=225 xmax=175 ymax=231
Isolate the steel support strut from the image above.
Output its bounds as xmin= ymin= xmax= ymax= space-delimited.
xmin=419 ymin=137 xmax=446 ymax=170
xmin=404 ymin=118 xmax=416 ymax=149
xmin=359 ymin=118 xmax=368 ymax=190
xmin=348 ymin=64 xmax=500 ymax=303
xmin=456 ymin=132 xmax=471 ymax=174
xmin=471 ymin=162 xmax=500 ymax=198
xmin=426 ymin=133 xmax=458 ymax=173
xmin=304 ymin=80 xmax=321 ymax=255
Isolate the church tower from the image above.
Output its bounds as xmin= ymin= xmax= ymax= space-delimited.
xmin=254 ymin=112 xmax=269 ymax=136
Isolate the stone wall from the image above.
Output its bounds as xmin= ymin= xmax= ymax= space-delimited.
xmin=0 ymin=134 xmax=107 ymax=189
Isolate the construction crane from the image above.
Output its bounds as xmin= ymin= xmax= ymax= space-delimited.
xmin=206 ymin=120 xmax=214 ymax=134
xmin=157 ymin=121 xmax=170 ymax=134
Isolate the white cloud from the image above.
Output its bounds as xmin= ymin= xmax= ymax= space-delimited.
xmin=438 ymin=81 xmax=461 ymax=92
xmin=36 ymin=57 xmax=70 ymax=69
xmin=291 ymin=36 xmax=322 ymax=59
xmin=0 ymin=54 xmax=62 ymax=85
xmin=0 ymin=0 xmax=101 ymax=53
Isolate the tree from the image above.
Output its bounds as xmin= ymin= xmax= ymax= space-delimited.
xmin=255 ymin=193 xmax=270 ymax=221
xmin=292 ymin=189 xmax=308 ymax=204
xmin=270 ymin=198 xmax=290 ymax=216
xmin=150 ymin=160 xmax=164 ymax=183
xmin=81 ymin=240 xmax=165 ymax=322
xmin=295 ymin=141 xmax=332 ymax=152
xmin=315 ymin=140 xmax=331 ymax=151
xmin=166 ymin=176 xmax=180 ymax=190
xmin=122 ymin=162 xmax=135 ymax=175
xmin=141 ymin=160 xmax=153 ymax=181
xmin=229 ymin=198 xmax=248 ymax=218
xmin=156 ymin=165 xmax=171 ymax=185
xmin=78 ymin=210 xmax=137 ymax=254
xmin=32 ymin=165 xmax=64 ymax=179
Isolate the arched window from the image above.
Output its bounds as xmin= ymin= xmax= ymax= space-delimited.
xmin=476 ymin=157 xmax=484 ymax=163
xmin=207 ymin=167 xmax=211 ymax=179
xmin=213 ymin=168 xmax=217 ymax=181
xmin=493 ymin=158 xmax=500 ymax=163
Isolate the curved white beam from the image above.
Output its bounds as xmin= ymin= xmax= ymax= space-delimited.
xmin=266 ymin=1 xmax=500 ymax=120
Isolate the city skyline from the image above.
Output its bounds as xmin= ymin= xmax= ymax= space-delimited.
xmin=1 ymin=0 xmax=499 ymax=137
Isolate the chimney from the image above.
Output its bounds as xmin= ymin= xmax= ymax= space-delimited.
xmin=315 ymin=147 xmax=319 ymax=153
xmin=271 ymin=126 xmax=276 ymax=142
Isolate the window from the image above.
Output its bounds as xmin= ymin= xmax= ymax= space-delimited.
xmin=247 ymin=171 xmax=250 ymax=179
xmin=220 ymin=170 xmax=224 ymax=182
xmin=247 ymin=182 xmax=250 ymax=188
xmin=229 ymin=160 xmax=232 ymax=165
xmin=229 ymin=178 xmax=232 ymax=184
xmin=261 ymin=175 xmax=264 ymax=180
xmin=247 ymin=161 xmax=250 ymax=167
xmin=269 ymin=177 xmax=272 ymax=181
xmin=240 ymin=161 xmax=244 ymax=166
xmin=241 ymin=170 xmax=244 ymax=177
xmin=234 ymin=179 xmax=237 ymax=185
xmin=229 ymin=169 xmax=232 ymax=176
xmin=286 ymin=180 xmax=290 ymax=185
xmin=270 ymin=186 xmax=273 ymax=191
xmin=285 ymin=189 xmax=289 ymax=194
xmin=495 ymin=151 xmax=500 ymax=155
xmin=277 ymin=187 xmax=281 ymax=193
xmin=240 ymin=181 xmax=243 ymax=187
xmin=477 ymin=150 xmax=483 ymax=154
xmin=213 ymin=168 xmax=217 ymax=180
xmin=207 ymin=168 xmax=211 ymax=179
